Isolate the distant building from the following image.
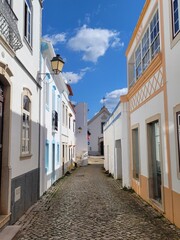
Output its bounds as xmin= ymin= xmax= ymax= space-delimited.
xmin=88 ymin=107 xmax=110 ymax=156
xmin=75 ymin=103 xmax=88 ymax=165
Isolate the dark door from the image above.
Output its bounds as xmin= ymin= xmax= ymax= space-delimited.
xmin=100 ymin=141 xmax=104 ymax=155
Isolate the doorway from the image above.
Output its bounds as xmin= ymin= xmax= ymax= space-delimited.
xmin=147 ymin=120 xmax=162 ymax=204
xmin=115 ymin=139 xmax=122 ymax=179
xmin=100 ymin=141 xmax=104 ymax=155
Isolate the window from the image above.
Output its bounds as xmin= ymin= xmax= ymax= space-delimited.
xmin=24 ymin=0 xmax=32 ymax=45
xmin=135 ymin=44 xmax=142 ymax=79
xmin=132 ymin=128 xmax=140 ymax=179
xmin=101 ymin=122 xmax=105 ymax=134
xmin=134 ymin=10 xmax=160 ymax=81
xmin=150 ymin=10 xmax=160 ymax=59
xmin=142 ymin=28 xmax=150 ymax=71
xmin=176 ymin=111 xmax=180 ymax=173
xmin=21 ymin=90 xmax=31 ymax=155
xmin=172 ymin=0 xmax=180 ymax=37
xmin=52 ymin=110 xmax=58 ymax=131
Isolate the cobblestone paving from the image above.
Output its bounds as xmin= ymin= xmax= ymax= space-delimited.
xmin=14 ymin=160 xmax=180 ymax=240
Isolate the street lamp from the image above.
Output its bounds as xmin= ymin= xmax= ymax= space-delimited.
xmin=51 ymin=54 xmax=65 ymax=74
xmin=39 ymin=54 xmax=65 ymax=82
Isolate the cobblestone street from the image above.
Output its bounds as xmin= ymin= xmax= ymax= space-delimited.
xmin=14 ymin=157 xmax=180 ymax=240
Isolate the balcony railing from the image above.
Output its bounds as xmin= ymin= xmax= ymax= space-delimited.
xmin=0 ymin=0 xmax=23 ymax=51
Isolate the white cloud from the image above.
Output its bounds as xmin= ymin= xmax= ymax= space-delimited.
xmin=62 ymin=67 xmax=90 ymax=84
xmin=100 ymin=88 xmax=128 ymax=112
xmin=68 ymin=25 xmax=124 ymax=63
xmin=43 ymin=33 xmax=66 ymax=45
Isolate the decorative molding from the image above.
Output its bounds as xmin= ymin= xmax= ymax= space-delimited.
xmin=129 ymin=67 xmax=163 ymax=112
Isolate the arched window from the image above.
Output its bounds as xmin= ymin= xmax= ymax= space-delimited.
xmin=21 ymin=89 xmax=31 ymax=155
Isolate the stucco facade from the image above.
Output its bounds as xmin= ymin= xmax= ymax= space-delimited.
xmin=125 ymin=0 xmax=180 ymax=228
xmin=75 ymin=102 xmax=88 ymax=165
xmin=0 ymin=0 xmax=42 ymax=226
xmin=104 ymin=101 xmax=130 ymax=187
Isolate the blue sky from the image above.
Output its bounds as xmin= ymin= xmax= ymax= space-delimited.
xmin=42 ymin=0 xmax=145 ymax=119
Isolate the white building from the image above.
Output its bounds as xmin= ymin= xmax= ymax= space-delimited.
xmin=104 ymin=100 xmax=130 ymax=187
xmin=40 ymin=40 xmax=64 ymax=195
xmin=0 ymin=0 xmax=42 ymax=226
xmin=40 ymin=39 xmax=76 ymax=195
xmin=75 ymin=102 xmax=88 ymax=165
xmin=125 ymin=0 xmax=180 ymax=228
xmin=61 ymin=84 xmax=76 ymax=174
xmin=88 ymin=106 xmax=110 ymax=156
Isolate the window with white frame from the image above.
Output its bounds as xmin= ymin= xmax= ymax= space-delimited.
xmin=172 ymin=0 xmax=180 ymax=37
xmin=24 ymin=0 xmax=32 ymax=46
xmin=142 ymin=28 xmax=150 ymax=71
xmin=150 ymin=10 xmax=160 ymax=59
xmin=21 ymin=90 xmax=31 ymax=155
xmin=176 ymin=111 xmax=180 ymax=173
xmin=134 ymin=10 xmax=160 ymax=81
xmin=135 ymin=44 xmax=142 ymax=79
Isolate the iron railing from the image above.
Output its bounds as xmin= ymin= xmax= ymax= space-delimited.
xmin=0 ymin=0 xmax=23 ymax=51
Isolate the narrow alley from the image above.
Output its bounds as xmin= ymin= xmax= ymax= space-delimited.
xmin=14 ymin=157 xmax=180 ymax=240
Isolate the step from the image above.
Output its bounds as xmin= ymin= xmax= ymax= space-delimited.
xmin=0 ymin=225 xmax=21 ymax=240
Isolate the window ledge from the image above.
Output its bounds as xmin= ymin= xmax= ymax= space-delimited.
xmin=20 ymin=154 xmax=32 ymax=160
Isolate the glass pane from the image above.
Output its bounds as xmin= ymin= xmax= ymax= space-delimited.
xmin=23 ymin=95 xmax=30 ymax=111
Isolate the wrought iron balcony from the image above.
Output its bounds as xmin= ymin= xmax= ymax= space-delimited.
xmin=0 ymin=0 xmax=23 ymax=51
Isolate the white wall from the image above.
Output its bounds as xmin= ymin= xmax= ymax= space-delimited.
xmin=104 ymin=102 xmax=130 ymax=187
xmin=163 ymin=0 xmax=180 ymax=193
xmin=75 ymin=103 xmax=88 ymax=158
